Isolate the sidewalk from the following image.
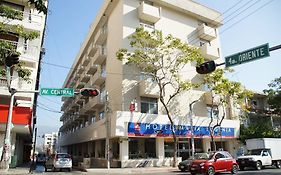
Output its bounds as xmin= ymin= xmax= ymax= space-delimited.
xmin=86 ymin=167 xmax=178 ymax=174
xmin=0 ymin=167 xmax=30 ymax=175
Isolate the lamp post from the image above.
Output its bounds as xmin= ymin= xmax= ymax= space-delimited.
xmin=189 ymin=100 xmax=199 ymax=159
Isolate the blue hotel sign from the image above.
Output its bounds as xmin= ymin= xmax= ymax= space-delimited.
xmin=128 ymin=122 xmax=235 ymax=138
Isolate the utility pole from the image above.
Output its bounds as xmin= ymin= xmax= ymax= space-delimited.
xmin=189 ymin=100 xmax=199 ymax=159
xmin=104 ymin=91 xmax=110 ymax=169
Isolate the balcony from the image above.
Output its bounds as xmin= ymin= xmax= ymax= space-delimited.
xmin=82 ymin=55 xmax=91 ymax=66
xmin=88 ymin=43 xmax=99 ymax=57
xmin=138 ymin=1 xmax=160 ymax=23
xmin=92 ymin=66 xmax=106 ymax=86
xmin=93 ymin=46 xmax=107 ymax=65
xmin=83 ymin=95 xmax=106 ymax=112
xmin=200 ymin=44 xmax=220 ymax=60
xmin=0 ymin=76 xmax=8 ymax=87
xmin=76 ymin=81 xmax=86 ymax=89
xmin=73 ymin=73 xmax=80 ymax=81
xmin=80 ymin=71 xmax=91 ymax=83
xmin=139 ymin=80 xmax=160 ymax=98
xmin=204 ymin=92 xmax=220 ymax=106
xmin=77 ymin=65 xmax=85 ymax=74
xmin=197 ymin=24 xmax=216 ymax=41
xmin=61 ymin=97 xmax=74 ymax=111
xmin=95 ymin=26 xmax=107 ymax=45
xmin=85 ymin=60 xmax=98 ymax=75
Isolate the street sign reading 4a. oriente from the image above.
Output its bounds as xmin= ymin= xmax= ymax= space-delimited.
xmin=225 ymin=43 xmax=270 ymax=68
xmin=40 ymin=88 xmax=74 ymax=97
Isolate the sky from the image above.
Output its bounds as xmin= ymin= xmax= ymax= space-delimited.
xmin=35 ymin=0 xmax=281 ymax=142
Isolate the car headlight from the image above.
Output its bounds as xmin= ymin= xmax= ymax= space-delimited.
xmin=200 ymin=163 xmax=205 ymax=167
xmin=248 ymin=158 xmax=255 ymax=161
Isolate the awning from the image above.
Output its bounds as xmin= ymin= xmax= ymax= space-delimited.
xmin=0 ymin=105 xmax=32 ymax=126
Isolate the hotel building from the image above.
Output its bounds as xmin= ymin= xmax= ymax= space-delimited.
xmin=59 ymin=0 xmax=240 ymax=168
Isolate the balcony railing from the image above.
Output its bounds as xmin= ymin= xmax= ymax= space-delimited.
xmin=92 ymin=66 xmax=106 ymax=86
xmin=197 ymin=24 xmax=216 ymax=41
xmin=200 ymin=44 xmax=220 ymax=60
xmin=95 ymin=26 xmax=107 ymax=45
xmin=93 ymin=46 xmax=106 ymax=65
xmin=0 ymin=76 xmax=8 ymax=87
xmin=138 ymin=1 xmax=161 ymax=23
xmin=139 ymin=80 xmax=160 ymax=98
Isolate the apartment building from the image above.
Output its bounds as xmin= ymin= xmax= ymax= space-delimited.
xmin=0 ymin=0 xmax=46 ymax=165
xmin=43 ymin=132 xmax=58 ymax=155
xmin=59 ymin=0 xmax=240 ymax=168
xmin=244 ymin=92 xmax=281 ymax=130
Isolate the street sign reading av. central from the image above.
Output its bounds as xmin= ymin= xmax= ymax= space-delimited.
xmin=225 ymin=43 xmax=270 ymax=68
xmin=40 ymin=88 xmax=74 ymax=97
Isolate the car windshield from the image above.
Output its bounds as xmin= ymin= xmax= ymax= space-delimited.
xmin=248 ymin=149 xmax=262 ymax=155
xmin=57 ymin=154 xmax=71 ymax=158
xmin=194 ymin=153 xmax=210 ymax=160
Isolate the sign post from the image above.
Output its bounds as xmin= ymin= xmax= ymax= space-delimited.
xmin=225 ymin=43 xmax=270 ymax=68
xmin=39 ymin=88 xmax=74 ymax=97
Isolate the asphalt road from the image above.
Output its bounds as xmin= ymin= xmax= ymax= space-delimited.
xmin=33 ymin=164 xmax=281 ymax=175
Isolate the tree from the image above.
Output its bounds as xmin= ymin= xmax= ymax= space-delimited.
xmin=0 ymin=1 xmax=46 ymax=81
xmin=117 ymin=27 xmax=204 ymax=167
xmin=263 ymin=77 xmax=281 ymax=115
xmin=203 ymin=68 xmax=252 ymax=151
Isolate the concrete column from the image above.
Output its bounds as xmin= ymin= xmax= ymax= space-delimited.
xmin=202 ymin=138 xmax=211 ymax=152
xmin=156 ymin=138 xmax=164 ymax=159
xmin=119 ymin=139 xmax=128 ymax=162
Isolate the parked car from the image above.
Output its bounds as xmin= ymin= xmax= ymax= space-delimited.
xmin=36 ymin=153 xmax=46 ymax=164
xmin=190 ymin=151 xmax=239 ymax=175
xmin=178 ymin=153 xmax=210 ymax=172
xmin=45 ymin=153 xmax=72 ymax=172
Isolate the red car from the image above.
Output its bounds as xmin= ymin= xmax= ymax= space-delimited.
xmin=190 ymin=151 xmax=239 ymax=175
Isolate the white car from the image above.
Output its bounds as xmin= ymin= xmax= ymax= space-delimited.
xmin=45 ymin=153 xmax=72 ymax=172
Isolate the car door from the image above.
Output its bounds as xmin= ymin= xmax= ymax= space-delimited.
xmin=213 ymin=152 xmax=226 ymax=171
xmin=262 ymin=150 xmax=272 ymax=165
xmin=222 ymin=151 xmax=234 ymax=170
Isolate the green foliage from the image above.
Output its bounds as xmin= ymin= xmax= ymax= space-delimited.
xmin=117 ymin=27 xmax=204 ymax=94
xmin=204 ymin=68 xmax=253 ymax=108
xmin=239 ymin=116 xmax=281 ymax=144
xmin=28 ymin=0 xmax=47 ymax=14
xmin=0 ymin=5 xmax=23 ymax=20
xmin=0 ymin=2 xmax=41 ymax=81
xmin=263 ymin=77 xmax=281 ymax=115
xmin=117 ymin=27 xmax=204 ymax=166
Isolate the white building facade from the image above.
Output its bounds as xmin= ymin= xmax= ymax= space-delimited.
xmin=59 ymin=0 xmax=240 ymax=168
xmin=43 ymin=132 xmax=58 ymax=155
xmin=0 ymin=0 xmax=46 ymax=166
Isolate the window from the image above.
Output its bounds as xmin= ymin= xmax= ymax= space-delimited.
xmin=207 ymin=106 xmax=218 ymax=119
xmin=99 ymin=111 xmax=105 ymax=120
xmin=91 ymin=115 xmax=96 ymax=124
xmin=141 ymin=97 xmax=158 ymax=114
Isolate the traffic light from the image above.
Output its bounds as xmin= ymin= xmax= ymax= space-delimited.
xmin=80 ymin=88 xmax=100 ymax=97
xmin=5 ymin=52 xmax=20 ymax=67
xmin=196 ymin=61 xmax=216 ymax=74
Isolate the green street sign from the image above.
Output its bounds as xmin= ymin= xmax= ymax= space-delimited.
xmin=40 ymin=88 xmax=74 ymax=97
xmin=225 ymin=43 xmax=270 ymax=68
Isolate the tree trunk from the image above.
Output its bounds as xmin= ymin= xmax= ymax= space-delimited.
xmin=172 ymin=129 xmax=177 ymax=167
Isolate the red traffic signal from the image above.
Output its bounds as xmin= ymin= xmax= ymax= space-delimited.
xmin=5 ymin=52 xmax=20 ymax=67
xmin=80 ymin=88 xmax=100 ymax=97
xmin=196 ymin=61 xmax=216 ymax=74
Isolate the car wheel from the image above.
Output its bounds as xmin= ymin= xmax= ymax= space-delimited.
xmin=256 ymin=161 xmax=262 ymax=170
xmin=191 ymin=173 xmax=196 ymax=175
xmin=276 ymin=161 xmax=281 ymax=169
xmin=52 ymin=166 xmax=56 ymax=172
xmin=231 ymin=164 xmax=238 ymax=174
xmin=180 ymin=168 xmax=186 ymax=172
xmin=206 ymin=166 xmax=215 ymax=175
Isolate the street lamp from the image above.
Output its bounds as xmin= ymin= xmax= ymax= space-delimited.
xmin=189 ymin=99 xmax=199 ymax=159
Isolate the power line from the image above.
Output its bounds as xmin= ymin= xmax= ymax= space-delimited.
xmin=220 ymin=0 xmax=275 ymax=35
